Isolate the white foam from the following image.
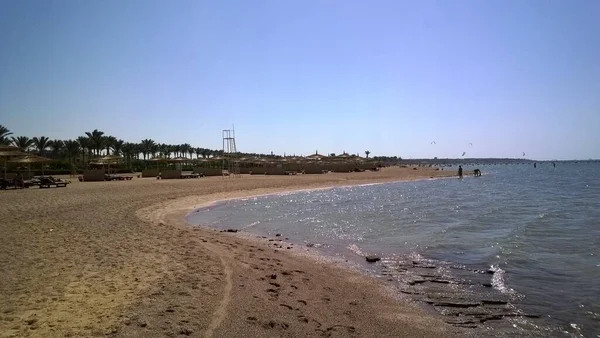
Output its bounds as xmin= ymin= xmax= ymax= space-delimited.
xmin=347 ymin=244 xmax=365 ymax=257
xmin=243 ymin=220 xmax=261 ymax=229
xmin=489 ymin=264 xmax=515 ymax=294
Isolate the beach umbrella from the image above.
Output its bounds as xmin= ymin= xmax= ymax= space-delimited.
xmin=97 ymin=155 xmax=123 ymax=163
xmin=0 ymin=145 xmax=27 ymax=179
xmin=149 ymin=156 xmax=170 ymax=162
xmin=96 ymin=155 xmax=123 ymax=172
xmin=306 ymin=153 xmax=325 ymax=161
xmin=9 ymin=155 xmax=53 ymax=176
xmin=168 ymin=156 xmax=191 ymax=171
xmin=149 ymin=156 xmax=170 ymax=171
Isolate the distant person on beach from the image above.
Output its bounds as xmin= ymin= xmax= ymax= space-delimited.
xmin=473 ymin=169 xmax=481 ymax=177
xmin=14 ymin=173 xmax=24 ymax=188
xmin=534 ymin=163 xmax=537 ymax=168
xmin=553 ymin=162 xmax=556 ymax=168
xmin=458 ymin=165 xmax=463 ymax=178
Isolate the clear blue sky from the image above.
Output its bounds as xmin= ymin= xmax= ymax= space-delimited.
xmin=1 ymin=1 xmax=598 ymax=160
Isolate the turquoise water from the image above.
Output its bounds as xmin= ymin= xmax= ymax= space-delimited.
xmin=188 ymin=163 xmax=600 ymax=337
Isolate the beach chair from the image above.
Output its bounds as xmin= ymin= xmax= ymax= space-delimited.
xmin=39 ymin=176 xmax=69 ymax=188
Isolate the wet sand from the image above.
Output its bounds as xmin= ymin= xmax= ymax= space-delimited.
xmin=0 ymin=167 xmax=465 ymax=337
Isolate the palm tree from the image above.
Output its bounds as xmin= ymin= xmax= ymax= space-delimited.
xmin=180 ymin=143 xmax=191 ymax=158
xmin=11 ymin=136 xmax=34 ymax=151
xmin=140 ymin=139 xmax=155 ymax=160
xmin=32 ymin=136 xmax=51 ymax=156
xmin=173 ymin=144 xmax=181 ymax=157
xmin=195 ymin=147 xmax=202 ymax=159
xmin=112 ymin=139 xmax=124 ymax=156
xmin=49 ymin=140 xmax=65 ymax=159
xmin=103 ymin=136 xmax=117 ymax=155
xmin=121 ymin=142 xmax=136 ymax=168
xmin=85 ymin=129 xmax=105 ymax=156
xmin=150 ymin=144 xmax=158 ymax=158
xmin=77 ymin=136 xmax=91 ymax=164
xmin=64 ymin=140 xmax=81 ymax=169
xmin=158 ymin=144 xmax=169 ymax=158
xmin=0 ymin=125 xmax=12 ymax=145
xmin=365 ymin=150 xmax=370 ymax=158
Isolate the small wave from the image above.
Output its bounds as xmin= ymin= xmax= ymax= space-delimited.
xmin=347 ymin=244 xmax=365 ymax=257
xmin=489 ymin=264 xmax=515 ymax=294
xmin=243 ymin=220 xmax=261 ymax=229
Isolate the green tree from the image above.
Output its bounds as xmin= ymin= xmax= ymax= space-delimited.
xmin=64 ymin=140 xmax=81 ymax=169
xmin=77 ymin=136 xmax=91 ymax=164
xmin=32 ymin=136 xmax=51 ymax=156
xmin=140 ymin=139 xmax=155 ymax=160
xmin=180 ymin=143 xmax=191 ymax=158
xmin=112 ymin=139 xmax=124 ymax=156
xmin=49 ymin=140 xmax=65 ymax=159
xmin=365 ymin=150 xmax=370 ymax=158
xmin=121 ymin=142 xmax=136 ymax=168
xmin=0 ymin=125 xmax=12 ymax=145
xmin=11 ymin=136 xmax=33 ymax=151
xmin=85 ymin=129 xmax=105 ymax=156
xmin=103 ymin=136 xmax=117 ymax=155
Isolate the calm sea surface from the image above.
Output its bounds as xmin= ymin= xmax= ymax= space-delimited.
xmin=188 ymin=163 xmax=600 ymax=337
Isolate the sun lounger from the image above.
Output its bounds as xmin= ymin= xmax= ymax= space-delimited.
xmin=39 ymin=176 xmax=69 ymax=188
xmin=180 ymin=172 xmax=203 ymax=179
xmin=0 ymin=177 xmax=31 ymax=189
xmin=1 ymin=178 xmax=16 ymax=190
xmin=104 ymin=174 xmax=133 ymax=181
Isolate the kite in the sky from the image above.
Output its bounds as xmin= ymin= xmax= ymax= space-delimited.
xmin=469 ymin=143 xmax=473 ymax=146
xmin=462 ymin=152 xmax=467 ymax=157
xmin=431 ymin=141 xmax=436 ymax=144
xmin=522 ymin=152 xmax=526 ymax=157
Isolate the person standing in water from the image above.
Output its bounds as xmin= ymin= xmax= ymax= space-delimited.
xmin=458 ymin=165 xmax=463 ymax=178
xmin=534 ymin=163 xmax=537 ymax=168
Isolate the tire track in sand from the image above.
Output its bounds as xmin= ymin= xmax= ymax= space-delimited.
xmin=136 ymin=198 xmax=235 ymax=338
xmin=204 ymin=253 xmax=233 ymax=338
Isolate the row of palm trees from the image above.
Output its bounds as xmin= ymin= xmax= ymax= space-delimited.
xmin=1 ymin=125 xmax=230 ymax=167
xmin=1 ymin=125 xmax=375 ymax=169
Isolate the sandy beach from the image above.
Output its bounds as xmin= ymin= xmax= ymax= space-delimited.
xmin=1 ymin=167 xmax=466 ymax=338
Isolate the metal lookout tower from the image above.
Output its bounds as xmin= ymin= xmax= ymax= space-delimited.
xmin=222 ymin=128 xmax=240 ymax=177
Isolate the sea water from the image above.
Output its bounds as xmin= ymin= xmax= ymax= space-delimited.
xmin=188 ymin=163 xmax=600 ymax=337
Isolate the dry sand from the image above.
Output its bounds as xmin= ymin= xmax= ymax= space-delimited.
xmin=1 ymin=167 xmax=467 ymax=337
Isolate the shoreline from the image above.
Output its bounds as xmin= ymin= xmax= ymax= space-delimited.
xmin=1 ymin=168 xmax=465 ymax=337
xmin=182 ymin=174 xmax=461 ymax=219
xmin=181 ymin=175 xmax=535 ymax=336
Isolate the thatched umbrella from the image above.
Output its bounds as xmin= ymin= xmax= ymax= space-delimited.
xmin=306 ymin=153 xmax=326 ymax=161
xmin=96 ymin=155 xmax=123 ymax=173
xmin=97 ymin=155 xmax=123 ymax=163
xmin=149 ymin=156 xmax=170 ymax=171
xmin=9 ymin=155 xmax=53 ymax=177
xmin=0 ymin=145 xmax=27 ymax=179
xmin=169 ymin=156 xmax=191 ymax=171
xmin=169 ymin=156 xmax=190 ymax=163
